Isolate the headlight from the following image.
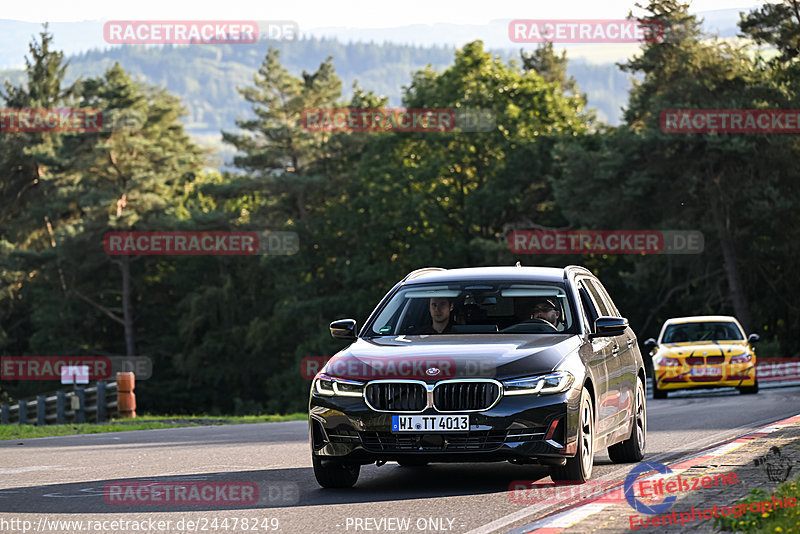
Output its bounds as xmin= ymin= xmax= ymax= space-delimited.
xmin=654 ymin=356 xmax=681 ymax=367
xmin=313 ymin=373 xmax=365 ymax=397
xmin=730 ymin=353 xmax=753 ymax=364
xmin=503 ymin=371 xmax=574 ymax=395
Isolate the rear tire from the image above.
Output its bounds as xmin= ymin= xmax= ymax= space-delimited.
xmin=738 ymin=379 xmax=759 ymax=395
xmin=312 ymin=455 xmax=360 ymax=488
xmin=550 ymin=388 xmax=594 ymax=482
xmin=608 ymin=377 xmax=646 ymax=463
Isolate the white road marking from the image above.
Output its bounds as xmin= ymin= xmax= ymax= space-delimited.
xmin=0 ymin=466 xmax=65 ymax=475
xmin=506 ymin=502 xmax=611 ymax=533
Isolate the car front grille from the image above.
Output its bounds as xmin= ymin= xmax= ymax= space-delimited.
xmin=365 ymin=382 xmax=427 ymax=412
xmin=364 ymin=380 xmax=501 ymax=413
xmin=433 ymin=381 xmax=500 ymax=412
xmin=685 ymin=355 xmax=725 ymax=366
xmin=359 ymin=431 xmax=507 ymax=452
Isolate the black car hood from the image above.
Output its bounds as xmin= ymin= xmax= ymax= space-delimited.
xmin=323 ymin=334 xmax=581 ymax=382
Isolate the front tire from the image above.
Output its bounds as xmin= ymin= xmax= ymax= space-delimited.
xmin=550 ymin=388 xmax=594 ymax=482
xmin=312 ymin=455 xmax=360 ymax=488
xmin=738 ymin=379 xmax=759 ymax=395
xmin=608 ymin=377 xmax=646 ymax=463
xmin=653 ymin=383 xmax=668 ymax=399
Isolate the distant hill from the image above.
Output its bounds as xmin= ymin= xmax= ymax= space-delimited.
xmin=0 ymin=36 xmax=635 ymax=169
xmin=1 ymin=7 xmax=753 ymax=145
xmin=0 ymin=10 xmax=748 ymax=69
xmin=0 ymin=37 xmax=633 ymax=130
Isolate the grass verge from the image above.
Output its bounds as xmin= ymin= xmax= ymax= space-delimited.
xmin=714 ymin=473 xmax=800 ymax=532
xmin=0 ymin=413 xmax=306 ymax=440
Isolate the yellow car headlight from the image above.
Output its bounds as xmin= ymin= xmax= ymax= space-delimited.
xmin=729 ymin=353 xmax=753 ymax=364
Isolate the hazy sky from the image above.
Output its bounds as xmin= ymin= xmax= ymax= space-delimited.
xmin=9 ymin=0 xmax=763 ymax=27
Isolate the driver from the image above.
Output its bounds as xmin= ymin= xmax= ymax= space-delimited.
xmin=527 ymin=298 xmax=561 ymax=329
xmin=421 ymin=297 xmax=454 ymax=334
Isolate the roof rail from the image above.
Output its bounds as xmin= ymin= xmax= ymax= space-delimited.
xmin=565 ymin=265 xmax=593 ymax=278
xmin=403 ymin=267 xmax=446 ymax=282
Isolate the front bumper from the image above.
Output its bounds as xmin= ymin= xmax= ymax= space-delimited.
xmin=654 ymin=363 xmax=756 ymax=391
xmin=308 ymin=388 xmax=580 ymax=465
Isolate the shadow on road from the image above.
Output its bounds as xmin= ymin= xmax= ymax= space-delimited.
xmin=0 ymin=462 xmax=557 ymax=513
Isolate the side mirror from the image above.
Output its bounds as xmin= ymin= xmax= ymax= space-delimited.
xmin=643 ymin=338 xmax=657 ymax=350
xmin=330 ymin=319 xmax=357 ymax=340
xmin=748 ymin=333 xmax=760 ymax=344
xmin=590 ymin=316 xmax=629 ymax=339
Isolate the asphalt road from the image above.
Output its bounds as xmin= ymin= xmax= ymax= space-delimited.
xmin=1 ymin=385 xmax=799 ymax=534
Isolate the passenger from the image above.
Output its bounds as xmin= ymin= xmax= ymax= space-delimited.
xmin=422 ymin=297 xmax=454 ymax=334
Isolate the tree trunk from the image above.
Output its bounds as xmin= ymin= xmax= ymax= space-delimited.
xmin=708 ymin=177 xmax=752 ymax=333
xmin=119 ymin=254 xmax=136 ymax=356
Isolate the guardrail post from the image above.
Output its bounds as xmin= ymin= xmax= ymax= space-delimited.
xmin=97 ymin=382 xmax=106 ymax=423
xmin=18 ymin=400 xmax=27 ymax=425
xmin=1 ymin=404 xmax=8 ymax=424
xmin=37 ymin=396 xmax=45 ymax=426
xmin=75 ymin=387 xmax=85 ymax=424
xmin=56 ymin=391 xmax=65 ymax=424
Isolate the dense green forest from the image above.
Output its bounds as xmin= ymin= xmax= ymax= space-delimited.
xmin=0 ymin=37 xmax=633 ymax=133
xmin=2 ymin=0 xmax=798 ymax=414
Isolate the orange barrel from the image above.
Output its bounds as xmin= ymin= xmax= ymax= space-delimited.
xmin=116 ymin=372 xmax=136 ymax=418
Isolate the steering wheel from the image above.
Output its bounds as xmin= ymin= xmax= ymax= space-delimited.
xmin=501 ymin=318 xmax=558 ymax=333
xmin=523 ymin=318 xmax=558 ymax=331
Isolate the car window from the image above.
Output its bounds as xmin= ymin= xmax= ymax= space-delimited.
xmin=368 ymin=281 xmax=579 ymax=335
xmin=662 ymin=321 xmax=745 ymax=342
xmin=582 ymin=279 xmax=610 ymax=317
xmin=578 ymin=285 xmax=599 ymax=330
xmin=588 ymin=279 xmax=620 ymax=317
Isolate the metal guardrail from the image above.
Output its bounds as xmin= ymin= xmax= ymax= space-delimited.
xmin=0 ymin=381 xmax=119 ymax=425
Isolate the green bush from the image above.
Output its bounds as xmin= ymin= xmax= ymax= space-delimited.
xmin=714 ymin=474 xmax=800 ymax=532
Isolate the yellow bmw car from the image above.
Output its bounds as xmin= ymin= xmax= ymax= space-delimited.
xmin=644 ymin=316 xmax=759 ymax=399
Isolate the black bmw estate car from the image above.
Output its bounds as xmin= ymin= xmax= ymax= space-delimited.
xmin=309 ymin=266 xmax=647 ymax=487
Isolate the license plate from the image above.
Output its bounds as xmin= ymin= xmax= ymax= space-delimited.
xmin=691 ymin=367 xmax=722 ymax=377
xmin=391 ymin=415 xmax=469 ymax=432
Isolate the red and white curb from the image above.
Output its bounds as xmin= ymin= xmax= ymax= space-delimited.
xmin=505 ymin=413 xmax=800 ymax=534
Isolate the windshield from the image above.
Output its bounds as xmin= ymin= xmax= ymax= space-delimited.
xmin=661 ymin=321 xmax=744 ymax=343
xmin=368 ymin=281 xmax=578 ymax=335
